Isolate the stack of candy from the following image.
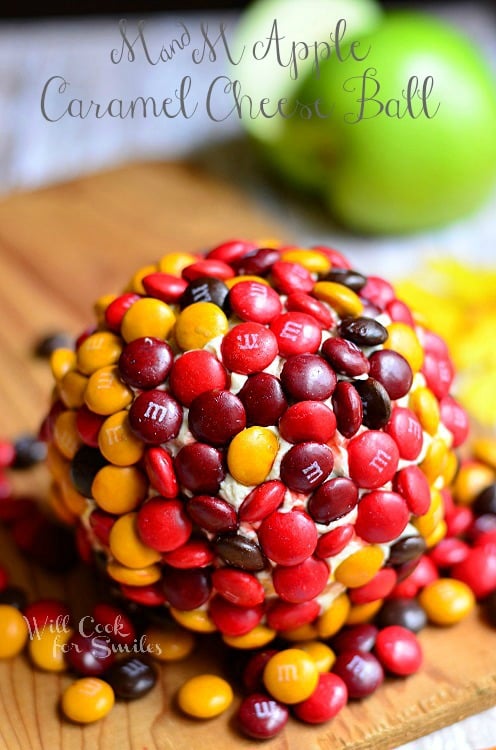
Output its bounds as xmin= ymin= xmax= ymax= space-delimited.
xmin=41 ymin=240 xmax=468 ymax=636
xmin=1 ymin=238 xmax=493 ymax=737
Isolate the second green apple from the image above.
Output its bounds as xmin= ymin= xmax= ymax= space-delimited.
xmin=260 ymin=12 xmax=496 ymax=234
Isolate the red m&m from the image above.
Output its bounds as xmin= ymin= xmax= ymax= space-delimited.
xmin=169 ymin=350 xmax=229 ymax=406
xmin=355 ymin=491 xmax=410 ymax=544
xmin=273 ymin=556 xmax=329 ymax=603
xmin=229 ymin=281 xmax=282 ymax=323
xmin=348 ymin=431 xmax=399 ymax=489
xmin=259 ymin=510 xmax=318 ymax=566
xmin=137 ymin=498 xmax=192 ymax=553
xmin=221 ymin=322 xmax=278 ymax=374
xmin=374 ymin=625 xmax=423 ymax=676
xmin=385 ymin=407 xmax=424 ymax=461
xmin=293 ymin=673 xmax=348 ymax=724
xmin=271 ymin=313 xmax=322 ymax=357
xmin=279 ymin=401 xmax=337 ymax=444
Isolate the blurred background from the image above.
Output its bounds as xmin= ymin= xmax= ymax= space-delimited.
xmin=0 ymin=1 xmax=495 ymax=200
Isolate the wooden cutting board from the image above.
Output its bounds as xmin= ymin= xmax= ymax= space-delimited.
xmin=0 ymin=161 xmax=495 ymax=750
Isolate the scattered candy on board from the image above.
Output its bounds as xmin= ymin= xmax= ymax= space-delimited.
xmin=0 ymin=239 xmax=494 ymax=738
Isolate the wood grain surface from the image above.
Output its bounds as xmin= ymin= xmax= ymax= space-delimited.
xmin=0 ymin=161 xmax=495 ymax=750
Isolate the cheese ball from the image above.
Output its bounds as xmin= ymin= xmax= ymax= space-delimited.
xmin=42 ymin=240 xmax=468 ymax=642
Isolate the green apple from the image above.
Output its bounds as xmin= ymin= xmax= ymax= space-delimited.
xmin=231 ymin=0 xmax=382 ymax=150
xmin=265 ymin=12 xmax=496 ymax=233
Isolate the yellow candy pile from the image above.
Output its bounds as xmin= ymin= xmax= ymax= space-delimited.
xmin=395 ymin=256 xmax=496 ymax=429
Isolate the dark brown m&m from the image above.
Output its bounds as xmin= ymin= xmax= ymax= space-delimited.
xmin=118 ymin=337 xmax=173 ymax=389
xmin=129 ymin=390 xmax=182 ymax=444
xmin=105 ymin=656 xmax=157 ymax=700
